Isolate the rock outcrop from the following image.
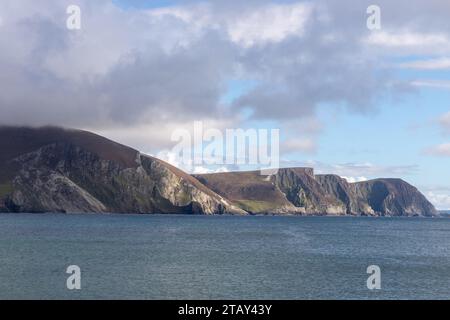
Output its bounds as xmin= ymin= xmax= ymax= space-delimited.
xmin=352 ymin=178 xmax=437 ymax=217
xmin=315 ymin=174 xmax=374 ymax=215
xmin=272 ymin=169 xmax=347 ymax=215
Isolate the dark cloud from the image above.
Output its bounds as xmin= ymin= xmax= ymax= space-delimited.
xmin=0 ymin=0 xmax=449 ymax=141
xmin=95 ymin=31 xmax=236 ymax=125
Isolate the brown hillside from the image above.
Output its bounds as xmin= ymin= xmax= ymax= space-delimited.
xmin=0 ymin=126 xmax=139 ymax=183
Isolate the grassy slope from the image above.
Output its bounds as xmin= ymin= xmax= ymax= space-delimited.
xmin=0 ymin=182 xmax=12 ymax=198
xmin=194 ymin=171 xmax=291 ymax=213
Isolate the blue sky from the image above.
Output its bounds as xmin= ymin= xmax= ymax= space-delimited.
xmin=316 ymin=84 xmax=450 ymax=184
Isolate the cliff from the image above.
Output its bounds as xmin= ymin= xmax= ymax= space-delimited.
xmin=352 ymin=178 xmax=437 ymax=217
xmin=0 ymin=127 xmax=244 ymax=215
xmin=0 ymin=127 xmax=437 ymax=216
xmin=195 ymin=169 xmax=437 ymax=216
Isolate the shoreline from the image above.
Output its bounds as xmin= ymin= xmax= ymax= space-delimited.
xmin=0 ymin=212 xmax=447 ymax=218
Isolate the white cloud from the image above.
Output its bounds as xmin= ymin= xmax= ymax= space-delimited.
xmin=192 ymin=166 xmax=229 ymax=174
xmin=148 ymin=4 xmax=216 ymax=42
xmin=398 ymin=57 xmax=450 ymax=70
xmin=440 ymin=112 xmax=450 ymax=132
xmin=425 ymin=191 xmax=450 ymax=210
xmin=155 ymin=150 xmax=186 ymax=169
xmin=281 ymin=138 xmax=316 ymax=154
xmin=365 ymin=31 xmax=450 ymax=54
xmin=155 ymin=150 xmax=234 ymax=174
xmin=341 ymin=176 xmax=368 ymax=183
xmin=93 ymin=118 xmax=236 ymax=153
xmin=299 ymin=161 xmax=418 ymax=178
xmin=410 ymin=80 xmax=450 ymax=90
xmin=425 ymin=143 xmax=450 ymax=157
xmin=149 ymin=2 xmax=313 ymax=48
xmin=227 ymin=3 xmax=312 ymax=48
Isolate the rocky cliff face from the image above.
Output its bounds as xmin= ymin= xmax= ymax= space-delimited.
xmin=271 ymin=169 xmax=346 ymax=215
xmin=0 ymin=127 xmax=437 ymax=216
xmin=195 ymin=169 xmax=348 ymax=215
xmin=315 ymin=174 xmax=374 ymax=215
xmin=313 ymin=174 xmax=436 ymax=216
xmin=0 ymin=127 xmax=243 ymax=215
xmin=196 ymin=168 xmax=437 ymax=216
xmin=352 ymin=178 xmax=437 ymax=217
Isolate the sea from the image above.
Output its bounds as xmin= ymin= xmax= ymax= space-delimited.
xmin=0 ymin=214 xmax=449 ymax=300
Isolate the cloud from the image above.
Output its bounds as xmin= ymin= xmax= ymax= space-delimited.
xmin=0 ymin=0 xmax=237 ymax=129
xmin=425 ymin=111 xmax=450 ymax=155
xmin=397 ymin=57 xmax=450 ymax=70
xmin=281 ymin=138 xmax=317 ymax=154
xmin=294 ymin=161 xmax=419 ymax=178
xmin=365 ymin=31 xmax=450 ymax=54
xmin=440 ymin=112 xmax=450 ymax=133
xmin=95 ymin=118 xmax=239 ymax=153
xmin=0 ymin=0 xmax=406 ymax=130
xmin=191 ymin=166 xmax=230 ymax=174
xmin=341 ymin=176 xmax=368 ymax=183
xmin=410 ymin=80 xmax=450 ymax=90
xmin=226 ymin=3 xmax=312 ymax=48
xmin=423 ymin=187 xmax=450 ymax=210
xmin=425 ymin=143 xmax=450 ymax=157
xmin=155 ymin=149 xmax=235 ymax=174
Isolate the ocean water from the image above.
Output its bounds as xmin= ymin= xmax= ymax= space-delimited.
xmin=0 ymin=214 xmax=449 ymax=300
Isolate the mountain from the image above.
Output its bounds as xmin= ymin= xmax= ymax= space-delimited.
xmin=194 ymin=169 xmax=437 ymax=216
xmin=0 ymin=126 xmax=437 ymax=216
xmin=0 ymin=126 xmax=244 ymax=214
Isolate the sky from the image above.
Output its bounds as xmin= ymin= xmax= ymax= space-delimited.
xmin=0 ymin=0 xmax=449 ymax=209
